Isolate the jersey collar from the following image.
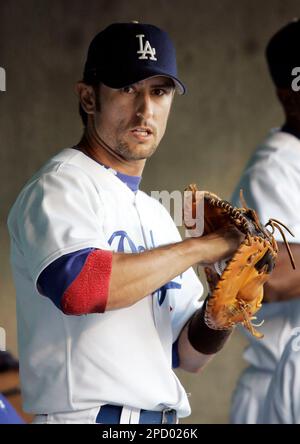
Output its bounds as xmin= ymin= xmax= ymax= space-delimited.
xmin=103 ymin=166 xmax=142 ymax=193
xmin=72 ymin=147 xmax=142 ymax=193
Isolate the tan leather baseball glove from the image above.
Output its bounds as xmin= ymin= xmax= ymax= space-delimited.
xmin=184 ymin=184 xmax=295 ymax=338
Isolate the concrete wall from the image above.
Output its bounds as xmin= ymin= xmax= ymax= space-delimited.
xmin=0 ymin=0 xmax=298 ymax=423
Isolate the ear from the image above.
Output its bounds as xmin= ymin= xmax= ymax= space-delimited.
xmin=75 ymin=82 xmax=96 ymax=115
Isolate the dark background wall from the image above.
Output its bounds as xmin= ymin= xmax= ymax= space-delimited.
xmin=0 ymin=0 xmax=298 ymax=423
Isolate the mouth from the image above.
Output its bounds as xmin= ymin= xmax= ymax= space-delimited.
xmin=130 ymin=126 xmax=153 ymax=140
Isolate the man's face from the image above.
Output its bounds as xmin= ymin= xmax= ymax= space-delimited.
xmin=93 ymin=76 xmax=175 ymax=161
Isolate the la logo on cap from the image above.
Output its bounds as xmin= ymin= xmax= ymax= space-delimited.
xmin=136 ymin=34 xmax=157 ymax=61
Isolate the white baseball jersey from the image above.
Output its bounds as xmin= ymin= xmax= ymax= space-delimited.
xmin=230 ymin=129 xmax=300 ymax=424
xmin=261 ymin=312 xmax=300 ymax=424
xmin=7 ymin=148 xmax=203 ymax=419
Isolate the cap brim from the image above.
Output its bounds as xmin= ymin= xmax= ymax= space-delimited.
xmin=101 ymin=67 xmax=186 ymax=95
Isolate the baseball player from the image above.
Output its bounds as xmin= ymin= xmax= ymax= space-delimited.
xmin=7 ymin=22 xmax=242 ymax=424
xmin=230 ymin=20 xmax=300 ymax=424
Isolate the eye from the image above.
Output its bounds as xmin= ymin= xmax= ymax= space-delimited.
xmin=122 ymin=86 xmax=135 ymax=94
xmin=152 ymin=88 xmax=166 ymax=96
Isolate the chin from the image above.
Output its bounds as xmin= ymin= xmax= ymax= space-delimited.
xmin=134 ymin=146 xmax=158 ymax=160
xmin=118 ymin=142 xmax=158 ymax=161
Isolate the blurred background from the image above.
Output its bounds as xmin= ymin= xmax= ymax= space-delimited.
xmin=0 ymin=0 xmax=299 ymax=423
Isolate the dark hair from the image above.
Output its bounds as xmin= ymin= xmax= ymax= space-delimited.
xmin=79 ymin=82 xmax=101 ymax=127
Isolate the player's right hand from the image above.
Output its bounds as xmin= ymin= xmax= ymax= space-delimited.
xmin=196 ymin=225 xmax=244 ymax=266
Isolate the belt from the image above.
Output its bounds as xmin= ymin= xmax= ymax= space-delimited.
xmin=96 ymin=404 xmax=177 ymax=424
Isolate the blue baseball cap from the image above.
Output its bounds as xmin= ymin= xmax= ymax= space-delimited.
xmin=83 ymin=22 xmax=186 ymax=94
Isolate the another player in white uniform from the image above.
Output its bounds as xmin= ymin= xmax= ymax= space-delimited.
xmin=230 ymin=20 xmax=300 ymax=424
xmin=8 ymin=23 xmax=242 ymax=424
xmin=261 ymin=311 xmax=300 ymax=424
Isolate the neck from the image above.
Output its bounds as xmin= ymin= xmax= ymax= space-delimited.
xmin=75 ymin=130 xmax=145 ymax=177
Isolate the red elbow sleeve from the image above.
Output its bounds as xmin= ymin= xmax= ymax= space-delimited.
xmin=61 ymin=249 xmax=113 ymax=315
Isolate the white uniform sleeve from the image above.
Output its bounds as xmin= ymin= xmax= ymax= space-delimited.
xmin=14 ymin=164 xmax=110 ymax=284
xmin=231 ymin=160 xmax=300 ymax=243
xmin=262 ymin=336 xmax=300 ymax=424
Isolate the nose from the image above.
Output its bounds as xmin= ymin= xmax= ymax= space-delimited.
xmin=135 ymin=92 xmax=154 ymax=120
